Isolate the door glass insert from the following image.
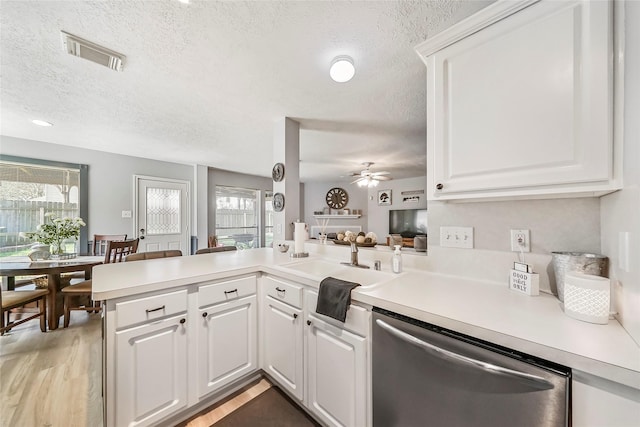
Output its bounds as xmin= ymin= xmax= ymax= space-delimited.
xmin=146 ymin=187 xmax=181 ymax=235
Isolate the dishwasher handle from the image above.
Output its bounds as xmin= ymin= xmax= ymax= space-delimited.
xmin=375 ymin=319 xmax=554 ymax=391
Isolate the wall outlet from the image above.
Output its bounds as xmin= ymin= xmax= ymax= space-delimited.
xmin=510 ymin=229 xmax=530 ymax=252
xmin=440 ymin=226 xmax=474 ymax=249
xmin=121 ymin=210 xmax=132 ymax=218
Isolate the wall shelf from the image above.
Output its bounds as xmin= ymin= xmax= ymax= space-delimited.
xmin=313 ymin=215 xmax=361 ymax=219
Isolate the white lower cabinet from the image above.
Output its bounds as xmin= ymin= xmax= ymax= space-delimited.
xmin=572 ymin=371 xmax=640 ymax=427
xmin=105 ymin=276 xmax=258 ymax=427
xmin=197 ymin=276 xmax=257 ymax=398
xmin=197 ymin=294 xmax=257 ymax=397
xmin=112 ymin=292 xmax=189 ymax=427
xmin=263 ymin=295 xmax=304 ymax=400
xmin=306 ymin=313 xmax=368 ymax=427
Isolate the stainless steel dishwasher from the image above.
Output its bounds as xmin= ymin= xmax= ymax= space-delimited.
xmin=373 ymin=308 xmax=571 ymax=427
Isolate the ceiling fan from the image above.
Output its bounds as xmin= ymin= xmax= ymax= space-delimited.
xmin=349 ymin=162 xmax=391 ymax=187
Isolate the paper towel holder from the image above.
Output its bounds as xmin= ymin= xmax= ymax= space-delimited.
xmin=291 ymin=221 xmax=309 ymax=258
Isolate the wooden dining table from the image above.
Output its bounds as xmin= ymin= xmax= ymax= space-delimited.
xmin=0 ymin=256 xmax=104 ymax=330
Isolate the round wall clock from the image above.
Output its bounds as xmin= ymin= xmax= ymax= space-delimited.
xmin=273 ymin=192 xmax=285 ymax=212
xmin=272 ymin=163 xmax=285 ymax=182
xmin=325 ymin=187 xmax=349 ymax=210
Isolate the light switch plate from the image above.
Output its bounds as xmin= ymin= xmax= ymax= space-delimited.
xmin=121 ymin=210 xmax=132 ymax=218
xmin=440 ymin=226 xmax=474 ymax=249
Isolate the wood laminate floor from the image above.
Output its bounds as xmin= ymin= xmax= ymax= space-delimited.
xmin=0 ymin=314 xmax=276 ymax=427
xmin=0 ymin=312 xmax=103 ymax=427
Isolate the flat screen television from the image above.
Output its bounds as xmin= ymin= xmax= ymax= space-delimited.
xmin=389 ymin=209 xmax=427 ymax=238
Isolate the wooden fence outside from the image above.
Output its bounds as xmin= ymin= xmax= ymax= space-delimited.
xmin=0 ymin=200 xmax=79 ymax=248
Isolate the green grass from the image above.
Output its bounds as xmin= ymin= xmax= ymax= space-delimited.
xmin=0 ymin=248 xmax=31 ymax=258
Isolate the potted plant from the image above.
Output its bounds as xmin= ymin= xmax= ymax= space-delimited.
xmin=24 ymin=212 xmax=86 ymax=257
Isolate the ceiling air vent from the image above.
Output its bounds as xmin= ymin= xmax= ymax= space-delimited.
xmin=61 ymin=31 xmax=125 ymax=72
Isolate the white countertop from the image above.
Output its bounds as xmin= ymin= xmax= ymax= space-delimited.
xmin=92 ymin=247 xmax=640 ymax=389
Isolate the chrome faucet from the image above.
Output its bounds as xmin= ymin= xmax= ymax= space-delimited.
xmin=341 ymin=241 xmax=370 ymax=269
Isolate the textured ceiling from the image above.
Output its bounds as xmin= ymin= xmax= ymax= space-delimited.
xmin=0 ymin=0 xmax=491 ymax=182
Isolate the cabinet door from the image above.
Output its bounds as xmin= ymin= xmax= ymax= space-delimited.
xmin=424 ymin=0 xmax=614 ymax=199
xmin=264 ymin=295 xmax=304 ymax=400
xmin=197 ymin=295 xmax=257 ymax=398
xmin=306 ymin=314 xmax=368 ymax=427
xmin=115 ymin=314 xmax=188 ymax=427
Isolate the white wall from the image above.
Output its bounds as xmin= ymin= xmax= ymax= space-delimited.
xmin=304 ymin=181 xmax=368 ymax=238
xmin=366 ymin=177 xmax=428 ymax=241
xmin=601 ymin=0 xmax=640 ymax=345
xmin=428 ymin=198 xmax=601 ymax=253
xmin=1 ymin=136 xmax=194 ymax=251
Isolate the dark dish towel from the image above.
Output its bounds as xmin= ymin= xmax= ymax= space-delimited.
xmin=316 ymin=277 xmax=361 ymax=322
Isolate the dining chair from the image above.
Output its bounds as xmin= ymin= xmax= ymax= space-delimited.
xmin=1 ymin=288 xmax=48 ymax=335
xmin=126 ymin=250 xmax=182 ymax=261
xmin=195 ymin=246 xmax=237 ymax=254
xmin=61 ymin=238 xmax=139 ymax=328
xmin=65 ymin=233 xmax=128 ymax=281
xmin=92 ymin=234 xmax=127 ymax=256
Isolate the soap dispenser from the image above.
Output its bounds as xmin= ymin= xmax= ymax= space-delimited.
xmin=392 ymin=245 xmax=403 ymax=274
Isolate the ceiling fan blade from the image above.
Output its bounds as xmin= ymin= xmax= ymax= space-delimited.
xmin=350 ymin=178 xmax=364 ymax=184
xmin=375 ymin=175 xmax=391 ymax=181
xmin=370 ymin=171 xmax=390 ymax=176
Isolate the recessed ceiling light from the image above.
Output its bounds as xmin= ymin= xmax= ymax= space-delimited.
xmin=176 ymin=0 xmax=190 ymax=3
xmin=330 ymin=56 xmax=355 ymax=83
xmin=32 ymin=119 xmax=53 ymax=127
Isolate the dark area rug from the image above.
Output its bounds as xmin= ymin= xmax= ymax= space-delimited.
xmin=212 ymin=387 xmax=320 ymax=427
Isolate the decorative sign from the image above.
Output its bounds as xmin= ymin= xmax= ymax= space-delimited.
xmin=378 ymin=189 xmax=391 ymax=206
xmin=509 ymin=269 xmax=539 ymax=296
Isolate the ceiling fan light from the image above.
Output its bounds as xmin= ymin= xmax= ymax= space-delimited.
xmin=370 ymin=179 xmax=379 ymax=187
xmin=330 ymin=56 xmax=355 ymax=83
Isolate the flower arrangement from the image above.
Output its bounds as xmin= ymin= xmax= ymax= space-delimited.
xmin=24 ymin=213 xmax=86 ymax=255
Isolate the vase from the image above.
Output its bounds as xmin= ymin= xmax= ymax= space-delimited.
xmin=28 ymin=244 xmax=51 ymax=261
xmin=550 ymin=252 xmax=608 ymax=302
xmin=49 ymin=239 xmax=78 ymax=260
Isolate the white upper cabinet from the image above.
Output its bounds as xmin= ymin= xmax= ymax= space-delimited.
xmin=416 ymin=0 xmax=622 ymax=201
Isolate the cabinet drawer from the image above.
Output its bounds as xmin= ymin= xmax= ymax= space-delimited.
xmin=199 ymin=275 xmax=256 ymax=307
xmin=306 ymin=290 xmax=370 ymax=337
xmin=263 ymin=276 xmax=303 ymax=309
xmin=115 ymin=289 xmax=187 ymax=329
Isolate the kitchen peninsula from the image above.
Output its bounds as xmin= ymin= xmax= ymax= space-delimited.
xmin=93 ymin=245 xmax=639 ymax=427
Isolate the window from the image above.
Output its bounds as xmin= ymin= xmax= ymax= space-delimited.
xmin=0 ymin=155 xmax=88 ymax=257
xmin=213 ymin=186 xmax=274 ymax=249
xmin=215 ymin=186 xmax=259 ymax=249
xmin=264 ymin=191 xmax=274 ymax=248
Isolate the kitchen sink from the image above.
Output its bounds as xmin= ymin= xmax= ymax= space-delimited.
xmin=330 ymin=267 xmax=397 ymax=289
xmin=280 ymin=259 xmax=343 ymax=276
xmin=279 ymin=258 xmax=398 ymax=289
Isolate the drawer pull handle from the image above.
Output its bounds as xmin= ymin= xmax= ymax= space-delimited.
xmin=293 ymin=313 xmax=298 ymax=319
xmin=145 ymin=305 xmax=165 ymax=313
xmin=275 ymin=287 xmax=286 ymax=293
xmin=436 ymin=183 xmax=444 ymax=190
xmin=179 ymin=318 xmax=186 ymax=324
xmin=202 ymin=312 xmax=208 ymax=318
xmin=224 ymin=289 xmax=238 ymax=295
xmin=306 ymin=320 xmax=312 ymax=326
